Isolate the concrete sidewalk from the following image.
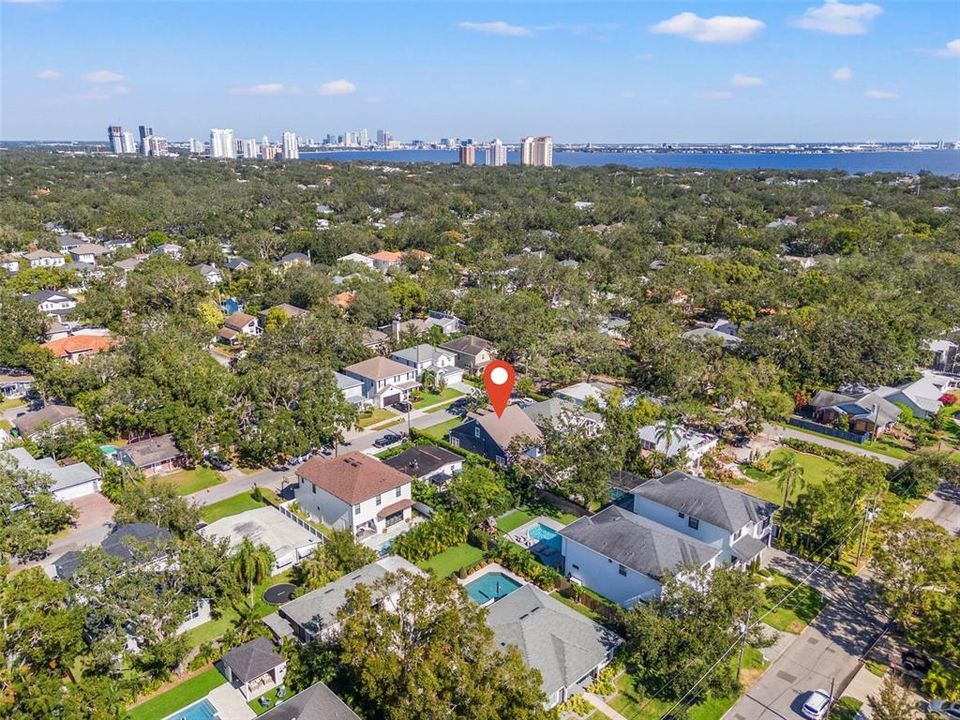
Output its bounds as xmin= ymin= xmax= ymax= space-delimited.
xmin=584 ymin=692 xmax=629 ymax=720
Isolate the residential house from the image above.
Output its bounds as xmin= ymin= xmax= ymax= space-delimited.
xmin=383 ymin=311 xmax=464 ymax=340
xmin=55 ymin=235 xmax=87 ymax=253
xmin=637 ymin=422 xmax=719 ymax=469
xmin=681 ymin=321 xmax=742 ymax=349
xmin=13 ymin=404 xmax=85 ymax=440
xmin=68 ymin=244 xmax=111 ymax=265
xmin=117 ymin=434 xmax=186 ymax=476
xmin=484 ymin=584 xmax=622 ymax=709
xmin=24 ymin=249 xmax=66 ymax=268
xmin=876 ymin=372 xmax=959 ymax=420
xmin=263 ymin=556 xmax=422 ymax=643
xmin=276 ymin=252 xmax=310 ymax=268
xmin=25 ymin=289 xmax=77 ymax=320
xmin=201 ymin=507 xmax=320 ymax=575
xmin=113 ymin=254 xmax=148 ymax=274
xmin=257 ymin=681 xmax=360 ymax=720
xmin=226 ymin=256 xmax=253 ymax=272
xmin=259 ymin=303 xmax=309 ymax=326
xmin=293 ymin=452 xmax=414 ymax=541
xmin=361 ymin=327 xmax=388 ymax=352
xmin=559 ymin=505 xmax=722 ymax=607
xmin=554 ymin=381 xmax=617 ymax=409
xmin=103 ymin=238 xmax=135 ymax=252
xmin=342 ymin=356 xmax=419 ymax=408
xmin=334 ymin=371 xmax=367 ymax=407
xmin=439 ymin=335 xmax=496 ymax=372
xmin=337 ymin=252 xmax=375 ymax=269
xmin=598 ymin=316 xmax=630 ymax=341
xmin=151 ymin=243 xmax=183 ymax=260
xmin=627 ymin=470 xmax=776 ymax=567
xmin=41 ymin=334 xmax=116 ymax=363
xmin=0 ymin=254 xmax=19 ymax=273
xmin=221 ymin=637 xmax=287 ymax=701
xmin=1 ymin=447 xmax=101 ymax=501
xmin=219 ymin=311 xmax=261 ymax=345
xmin=368 ymin=250 xmax=404 ymax=271
xmin=927 ymin=338 xmax=959 ymax=375
xmin=0 ymin=373 xmax=34 ymax=399
xmin=192 ymin=263 xmax=222 ymax=284
xmin=383 ymin=445 xmax=464 ymax=486
xmin=523 ymin=397 xmax=602 ymax=435
xmin=389 ymin=344 xmax=464 ymax=386
xmin=805 ymin=390 xmax=902 ymax=435
xmin=448 ymin=406 xmax=543 ymax=466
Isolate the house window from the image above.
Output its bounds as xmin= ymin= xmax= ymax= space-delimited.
xmin=496 ymin=455 xmax=506 ymax=466
xmin=618 ymin=564 xmax=627 ymax=576
xmin=474 ymin=426 xmax=481 ymax=439
xmin=733 ymin=528 xmax=742 ymax=541
xmin=354 ymin=504 xmax=361 ymax=515
xmin=688 ymin=517 xmax=699 ymax=530
xmin=376 ymin=494 xmax=382 ymax=506
xmin=572 ymin=564 xmax=579 ymax=571
xmin=395 ymin=487 xmax=402 ymax=498
xmin=312 ymin=484 xmax=316 ymax=494
xmin=678 ymin=511 xmax=685 ymax=518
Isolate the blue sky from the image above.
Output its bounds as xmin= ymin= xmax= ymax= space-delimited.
xmin=2 ymin=1 xmax=958 ymax=142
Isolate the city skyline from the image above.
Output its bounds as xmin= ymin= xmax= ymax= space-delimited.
xmin=2 ymin=1 xmax=958 ymax=142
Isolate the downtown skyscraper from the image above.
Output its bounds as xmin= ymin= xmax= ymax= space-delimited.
xmin=282 ymin=131 xmax=299 ymax=160
xmin=520 ymin=136 xmax=553 ymax=167
xmin=209 ymin=128 xmax=236 ymax=159
xmin=486 ymin=139 xmax=507 ymax=167
xmin=458 ymin=143 xmax=476 ymax=166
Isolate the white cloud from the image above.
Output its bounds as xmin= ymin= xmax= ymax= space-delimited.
xmin=112 ymin=84 xmax=131 ymax=95
xmin=650 ymin=12 xmax=765 ymax=43
xmin=699 ymin=90 xmax=735 ymax=100
xmin=865 ymin=89 xmax=897 ymax=99
xmin=84 ymin=69 xmax=124 ymax=83
xmin=927 ymin=38 xmax=960 ymax=58
xmin=318 ymin=79 xmax=356 ymax=96
xmin=458 ymin=21 xmax=534 ymax=37
xmin=731 ymin=74 xmax=763 ymax=87
xmin=792 ymin=1 xmax=883 ymax=35
xmin=36 ymin=69 xmax=61 ymax=80
xmin=831 ymin=66 xmax=854 ymax=81
xmin=229 ymin=82 xmax=289 ymax=96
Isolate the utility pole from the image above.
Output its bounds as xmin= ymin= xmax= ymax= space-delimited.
xmin=857 ymin=504 xmax=880 ymax=566
xmin=827 ymin=676 xmax=836 ymax=717
xmin=736 ymin=608 xmax=752 ymax=685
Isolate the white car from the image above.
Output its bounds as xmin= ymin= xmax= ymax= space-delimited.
xmin=801 ymin=690 xmax=833 ymax=719
xmin=928 ymin=700 xmax=960 ymax=720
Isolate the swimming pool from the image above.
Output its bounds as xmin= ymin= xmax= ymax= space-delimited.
xmin=162 ymin=698 xmax=219 ymax=720
xmin=465 ymin=572 xmax=522 ymax=604
xmin=528 ymin=522 xmax=561 ymax=549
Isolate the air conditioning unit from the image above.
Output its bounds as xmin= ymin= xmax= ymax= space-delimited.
xmin=569 ymin=576 xmax=583 ymax=587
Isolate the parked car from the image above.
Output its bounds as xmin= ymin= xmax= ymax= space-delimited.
xmin=373 ymin=432 xmax=403 ymax=448
xmin=204 ymin=453 xmax=232 ymax=471
xmin=319 ymin=446 xmax=334 ymax=457
xmin=901 ymin=650 xmax=932 ymax=677
xmin=801 ymin=690 xmax=833 ymax=720
xmin=927 ymin=701 xmax=960 ymax=720
xmin=394 ymin=400 xmax=413 ymax=413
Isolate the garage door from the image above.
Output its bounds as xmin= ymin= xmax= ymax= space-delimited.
xmin=382 ymin=393 xmax=401 ymax=407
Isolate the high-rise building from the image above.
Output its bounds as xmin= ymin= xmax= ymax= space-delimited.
xmin=282 ymin=131 xmax=299 ymax=159
xmin=358 ymin=128 xmax=369 ymax=147
xmin=486 ymin=138 xmax=507 ymax=167
xmin=146 ymin=136 xmax=168 ymax=156
xmin=343 ymin=131 xmax=357 ymax=147
xmin=210 ymin=129 xmax=236 ymax=158
xmin=241 ymin=138 xmax=260 ymax=159
xmin=458 ymin=143 xmax=476 ymax=166
xmin=520 ymin=136 xmax=553 ymax=167
xmin=138 ymin=125 xmax=153 ymax=155
xmin=122 ymin=131 xmax=137 ymax=154
xmin=107 ymin=125 xmax=125 ymax=154
xmin=189 ymin=138 xmax=205 ymax=154
xmin=376 ymin=129 xmax=391 ymax=147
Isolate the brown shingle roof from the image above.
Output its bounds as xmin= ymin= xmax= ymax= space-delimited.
xmin=439 ymin=335 xmax=495 ymax=356
xmin=224 ymin=311 xmax=257 ymax=331
xmin=470 ymin=405 xmax=543 ymax=449
xmin=13 ymin=405 xmax=81 ymax=436
xmin=296 ymin=452 xmax=409 ymax=505
xmin=344 ymin=356 xmax=412 ymax=381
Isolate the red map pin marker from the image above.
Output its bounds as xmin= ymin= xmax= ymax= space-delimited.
xmin=483 ymin=360 xmax=516 ymax=418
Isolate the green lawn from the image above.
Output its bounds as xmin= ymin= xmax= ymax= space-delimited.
xmin=0 ymin=397 xmax=25 ymax=412
xmin=418 ymin=542 xmax=485 ymax=577
xmin=774 ymin=422 xmax=913 ymax=460
xmin=412 ymin=387 xmax=464 ymax=409
xmin=127 ymin=667 xmax=226 ymax=720
xmin=357 ymin=407 xmax=396 ymax=428
xmin=758 ymin=570 xmax=826 ymax=633
xmin=739 ymin=448 xmax=839 ymax=505
xmin=833 ymin=696 xmax=864 ymax=720
xmin=418 ymin=416 xmax=463 ymax=440
xmin=249 ymin=686 xmax=284 ymax=715
xmin=163 ymin=467 xmax=225 ymax=496
xmin=498 ymin=503 xmax=578 ymax=532
xmin=0 ymin=419 xmax=11 ymax=431
xmin=200 ymin=489 xmax=273 ymax=523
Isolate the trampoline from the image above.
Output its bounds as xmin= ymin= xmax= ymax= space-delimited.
xmin=263 ymin=583 xmax=296 ymax=605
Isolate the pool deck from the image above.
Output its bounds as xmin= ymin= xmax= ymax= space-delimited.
xmin=208 ymin=683 xmax=255 ymax=720
xmin=457 ymin=562 xmax=525 ymax=589
xmin=502 ymin=516 xmax=566 ymax=569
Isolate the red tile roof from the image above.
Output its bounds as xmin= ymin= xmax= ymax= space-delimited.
xmin=42 ymin=334 xmax=115 ymax=358
xmin=296 ymin=452 xmax=410 ymax=505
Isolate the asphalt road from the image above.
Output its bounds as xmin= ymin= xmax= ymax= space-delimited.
xmin=762 ymin=424 xmax=905 ymax=468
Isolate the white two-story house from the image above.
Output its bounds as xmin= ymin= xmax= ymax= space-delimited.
xmin=24 ymin=249 xmax=66 ymax=268
xmin=25 ymin=289 xmax=77 ymax=320
xmin=293 ymin=452 xmax=414 ymax=541
xmin=636 ymin=422 xmax=718 ymax=470
xmin=389 ymin=344 xmax=464 ymax=386
xmin=342 ymin=356 xmax=420 ymax=409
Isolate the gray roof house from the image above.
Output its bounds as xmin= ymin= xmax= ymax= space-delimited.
xmin=382 ymin=445 xmax=464 ymax=485
xmin=258 ymin=681 xmax=360 ymax=720
xmin=485 ymin=584 xmax=622 ymax=708
xmin=523 ymin=397 xmax=602 ymax=433
xmin=806 ymin=389 xmax=901 ymax=435
xmin=54 ymin=523 xmax=172 ymax=579
xmin=221 ymin=637 xmax=287 ymax=701
xmin=1 ymin=447 xmax=101 ymax=502
xmin=117 ymin=434 xmax=186 ymax=476
xmin=560 ymin=505 xmax=721 ymax=607
xmin=439 ymin=335 xmax=496 ymax=371
xmin=13 ymin=404 xmax=85 ymax=439
xmin=448 ymin=406 xmax=543 ymax=466
xmin=554 ymin=381 xmax=617 ymax=409
xmin=333 ymin=371 xmax=365 ymax=406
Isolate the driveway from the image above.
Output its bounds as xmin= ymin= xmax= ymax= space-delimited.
xmin=15 ymin=492 xmax=116 ymax=575
xmin=762 ymin=424 xmax=905 ymax=468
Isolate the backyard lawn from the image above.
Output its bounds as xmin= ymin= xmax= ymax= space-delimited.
xmin=163 ymin=467 xmax=224 ymax=496
xmin=412 ymin=387 xmax=463 ymax=409
xmin=739 ymin=448 xmax=839 ymax=505
xmin=357 ymin=407 xmax=397 ymax=428
xmin=497 ymin=504 xmax=578 ymax=532
xmin=418 ymin=542 xmax=484 ymax=577
xmin=772 ymin=422 xmax=914 ymax=460
xmin=127 ymin=667 xmax=226 ymax=720
xmin=758 ymin=570 xmax=826 ymax=634
xmin=249 ymin=686 xmax=284 ymax=715
xmin=200 ymin=488 xmax=277 ymax=523
xmin=418 ymin=416 xmax=463 ymax=440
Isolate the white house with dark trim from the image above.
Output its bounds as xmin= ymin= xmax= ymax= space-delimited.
xmin=389 ymin=343 xmax=464 ymax=386
xmin=342 ymin=356 xmax=419 ymax=408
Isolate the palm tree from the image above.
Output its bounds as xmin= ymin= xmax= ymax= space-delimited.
xmin=231 ymin=538 xmax=274 ymax=605
xmin=655 ymin=416 xmax=679 ymax=454
xmin=772 ymin=452 xmax=806 ymax=510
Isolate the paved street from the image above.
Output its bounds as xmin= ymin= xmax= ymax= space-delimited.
xmin=913 ymin=480 xmax=960 ymax=535
xmin=762 ymin=424 xmax=905 ymax=468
